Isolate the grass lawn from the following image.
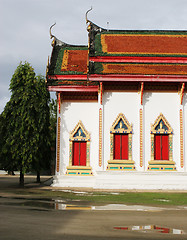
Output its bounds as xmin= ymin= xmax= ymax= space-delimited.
xmin=1 ymin=175 xmax=187 ymax=206
xmin=29 ymin=189 xmax=187 ymax=206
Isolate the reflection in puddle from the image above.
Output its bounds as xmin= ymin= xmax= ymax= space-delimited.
xmin=54 ymin=202 xmax=163 ymax=211
xmin=114 ymin=225 xmax=185 ymax=235
xmin=1 ymin=197 xmax=187 ymax=214
xmin=55 ymin=200 xmax=92 ymax=210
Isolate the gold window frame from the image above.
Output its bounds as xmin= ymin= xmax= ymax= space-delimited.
xmin=66 ymin=121 xmax=92 ymax=175
xmin=107 ymin=113 xmax=135 ymax=171
xmin=148 ymin=113 xmax=176 ymax=171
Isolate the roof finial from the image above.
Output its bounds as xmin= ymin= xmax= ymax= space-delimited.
xmin=49 ymin=22 xmax=56 ymax=39
xmin=86 ymin=6 xmax=93 ymax=24
xmin=107 ymin=22 xmax=109 ymax=31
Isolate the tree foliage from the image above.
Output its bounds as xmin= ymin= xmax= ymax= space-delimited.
xmin=32 ymin=75 xmax=51 ymax=182
xmin=0 ymin=62 xmax=51 ymax=185
xmin=49 ymin=98 xmax=57 ymax=151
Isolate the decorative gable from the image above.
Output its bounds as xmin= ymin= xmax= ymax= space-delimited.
xmin=110 ymin=113 xmax=132 ymax=134
xmin=70 ymin=121 xmax=90 ymax=141
xmin=151 ymin=113 xmax=173 ymax=134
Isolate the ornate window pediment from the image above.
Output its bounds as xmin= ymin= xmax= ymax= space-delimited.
xmin=67 ymin=121 xmax=92 ymax=175
xmin=148 ymin=113 xmax=176 ymax=171
xmin=110 ymin=113 xmax=132 ymax=134
xmin=107 ymin=113 xmax=135 ymax=171
xmin=70 ymin=121 xmax=90 ymax=142
xmin=151 ymin=113 xmax=172 ymax=134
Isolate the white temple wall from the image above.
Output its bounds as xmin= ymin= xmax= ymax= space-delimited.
xmin=60 ymin=101 xmax=99 ymax=175
xmin=53 ymin=91 xmax=187 ymax=189
xmin=58 ymin=91 xmax=186 ymax=176
xmin=144 ymin=92 xmax=181 ymax=171
xmin=103 ymin=91 xmax=140 ymax=170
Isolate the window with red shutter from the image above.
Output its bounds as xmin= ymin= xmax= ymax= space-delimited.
xmin=114 ymin=134 xmax=128 ymax=160
xmin=72 ymin=141 xmax=87 ymax=166
xmin=154 ymin=134 xmax=169 ymax=160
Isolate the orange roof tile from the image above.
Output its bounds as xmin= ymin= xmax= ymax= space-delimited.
xmin=100 ymin=34 xmax=187 ymax=56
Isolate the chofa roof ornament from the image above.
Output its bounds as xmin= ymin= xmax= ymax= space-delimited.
xmin=49 ymin=22 xmax=69 ymax=47
xmin=49 ymin=22 xmax=56 ymax=39
xmin=49 ymin=23 xmax=56 ymax=46
xmin=86 ymin=6 xmax=93 ymax=24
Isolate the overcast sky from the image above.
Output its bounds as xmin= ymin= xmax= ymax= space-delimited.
xmin=1 ymin=0 xmax=187 ymax=113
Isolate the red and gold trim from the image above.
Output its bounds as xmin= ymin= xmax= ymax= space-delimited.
xmin=99 ymin=108 xmax=102 ymax=167
xmin=48 ymin=74 xmax=187 ymax=82
xmin=88 ymin=74 xmax=187 ymax=82
xmin=100 ymin=82 xmax=103 ymax=105
xmin=56 ymin=117 xmax=61 ymax=173
xmin=89 ymin=56 xmax=187 ymax=64
xmin=180 ymin=83 xmax=185 ymax=105
xmin=48 ymin=85 xmax=98 ymax=92
xmin=180 ymin=109 xmax=184 ymax=168
xmin=58 ymin=93 xmax=61 ymax=114
xmin=140 ymin=109 xmax=143 ymax=167
xmin=140 ymin=82 xmax=144 ymax=105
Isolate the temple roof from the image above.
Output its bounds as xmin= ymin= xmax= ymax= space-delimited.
xmin=47 ymin=21 xmax=187 ymax=85
xmin=88 ymin=22 xmax=187 ymax=57
xmin=48 ymin=43 xmax=88 ymax=76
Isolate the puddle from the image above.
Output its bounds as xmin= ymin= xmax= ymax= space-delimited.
xmin=114 ymin=225 xmax=185 ymax=235
xmin=1 ymin=197 xmax=187 ymax=212
xmin=0 ymin=200 xmax=55 ymax=210
xmin=0 ymin=198 xmax=164 ymax=212
xmin=52 ymin=189 xmax=120 ymax=197
xmin=54 ymin=203 xmax=164 ymax=211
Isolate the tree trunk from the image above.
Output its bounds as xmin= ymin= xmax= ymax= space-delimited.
xmin=19 ymin=166 xmax=24 ymax=187
xmin=8 ymin=170 xmax=15 ymax=175
xmin=36 ymin=171 xmax=40 ymax=183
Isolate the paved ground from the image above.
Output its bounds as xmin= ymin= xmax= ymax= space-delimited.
xmin=0 ymin=175 xmax=187 ymax=240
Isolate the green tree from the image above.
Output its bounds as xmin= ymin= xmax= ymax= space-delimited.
xmin=32 ymin=75 xmax=50 ymax=182
xmin=0 ymin=101 xmax=17 ymax=173
xmin=0 ymin=62 xmax=50 ymax=186
xmin=49 ymin=98 xmax=57 ymax=174
xmin=49 ymin=98 xmax=57 ymax=149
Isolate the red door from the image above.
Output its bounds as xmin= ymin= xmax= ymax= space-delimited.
xmin=154 ymin=135 xmax=169 ymax=160
xmin=73 ymin=141 xmax=86 ymax=166
xmin=114 ymin=134 xmax=128 ymax=160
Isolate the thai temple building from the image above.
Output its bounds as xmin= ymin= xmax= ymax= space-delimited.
xmin=46 ymin=13 xmax=187 ymax=189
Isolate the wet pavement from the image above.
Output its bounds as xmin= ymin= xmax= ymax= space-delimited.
xmin=0 ymin=175 xmax=187 ymax=239
xmin=0 ymin=195 xmax=187 ymax=239
xmin=1 ymin=195 xmax=187 ymax=212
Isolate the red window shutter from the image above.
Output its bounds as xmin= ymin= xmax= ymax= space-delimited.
xmin=73 ymin=141 xmax=87 ymax=166
xmin=162 ymin=135 xmax=169 ymax=160
xmin=154 ymin=135 xmax=161 ymax=160
xmin=114 ymin=134 xmax=128 ymax=160
xmin=114 ymin=134 xmax=121 ymax=159
xmin=121 ymin=134 xmax=128 ymax=160
xmin=73 ymin=142 xmax=79 ymax=166
xmin=80 ymin=142 xmax=87 ymax=166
